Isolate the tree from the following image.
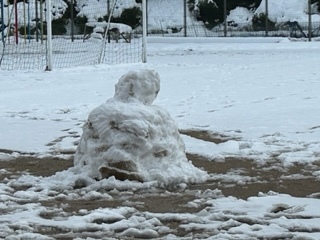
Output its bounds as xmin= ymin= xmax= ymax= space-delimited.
xmin=188 ymin=0 xmax=262 ymax=28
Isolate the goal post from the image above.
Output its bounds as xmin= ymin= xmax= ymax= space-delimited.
xmin=46 ymin=0 xmax=52 ymax=70
xmin=98 ymin=0 xmax=118 ymax=64
xmin=0 ymin=0 xmax=146 ymax=70
xmin=142 ymin=0 xmax=146 ymax=63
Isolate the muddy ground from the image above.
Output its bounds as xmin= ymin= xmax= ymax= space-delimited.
xmin=1 ymin=130 xmax=320 ymax=239
xmin=1 ymin=154 xmax=319 ymax=200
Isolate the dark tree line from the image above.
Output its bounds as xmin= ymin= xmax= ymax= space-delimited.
xmin=188 ymin=0 xmax=320 ymax=29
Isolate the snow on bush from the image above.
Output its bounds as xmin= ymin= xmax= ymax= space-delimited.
xmin=77 ymin=0 xmax=138 ymax=22
xmin=227 ymin=7 xmax=254 ymax=26
xmin=255 ymin=0 xmax=320 ymax=24
xmin=74 ymin=69 xmax=208 ymax=185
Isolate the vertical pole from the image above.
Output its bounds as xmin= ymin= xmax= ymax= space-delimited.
xmin=14 ymin=0 xmax=18 ymax=44
xmin=265 ymin=0 xmax=268 ymax=37
xmin=107 ymin=0 xmax=110 ymax=16
xmin=35 ymin=0 xmax=38 ymax=41
xmin=1 ymin=0 xmax=4 ymax=42
xmin=6 ymin=0 xmax=9 ymax=44
xmin=40 ymin=0 xmax=44 ymax=43
xmin=107 ymin=0 xmax=110 ymax=43
xmin=46 ymin=0 xmax=53 ymax=70
xmin=28 ymin=0 xmax=30 ymax=42
xmin=145 ymin=0 xmax=148 ymax=36
xmin=23 ymin=0 xmax=26 ymax=42
xmin=70 ymin=0 xmax=74 ymax=42
xmin=223 ymin=0 xmax=227 ymax=37
xmin=142 ymin=0 xmax=146 ymax=63
xmin=183 ymin=0 xmax=187 ymax=37
xmin=98 ymin=0 xmax=116 ymax=64
xmin=308 ymin=0 xmax=312 ymax=41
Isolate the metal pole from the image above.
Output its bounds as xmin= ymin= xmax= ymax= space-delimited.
xmin=6 ymin=0 xmax=9 ymax=44
xmin=46 ymin=0 xmax=53 ymax=70
xmin=308 ymin=0 xmax=312 ymax=41
xmin=23 ymin=0 xmax=26 ymax=42
xmin=28 ymin=0 xmax=30 ymax=43
xmin=71 ymin=0 xmax=74 ymax=42
xmin=107 ymin=0 xmax=110 ymax=43
xmin=183 ymin=0 xmax=187 ymax=37
xmin=265 ymin=0 xmax=268 ymax=37
xmin=35 ymin=0 xmax=38 ymax=41
xmin=107 ymin=0 xmax=110 ymax=16
xmin=145 ymin=0 xmax=148 ymax=36
xmin=40 ymin=0 xmax=44 ymax=43
xmin=1 ymin=0 xmax=5 ymax=42
xmin=14 ymin=0 xmax=18 ymax=44
xmin=142 ymin=0 xmax=147 ymax=63
xmin=223 ymin=0 xmax=227 ymax=37
xmin=98 ymin=0 xmax=116 ymax=63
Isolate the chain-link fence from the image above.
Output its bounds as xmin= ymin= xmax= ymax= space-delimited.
xmin=146 ymin=0 xmax=319 ymax=39
xmin=0 ymin=0 xmax=144 ymax=70
xmin=1 ymin=0 xmax=318 ymax=70
xmin=149 ymin=20 xmax=319 ymax=38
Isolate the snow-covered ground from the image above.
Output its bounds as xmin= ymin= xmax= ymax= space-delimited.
xmin=1 ymin=37 xmax=320 ymax=239
xmin=2 ymin=37 xmax=320 ymax=166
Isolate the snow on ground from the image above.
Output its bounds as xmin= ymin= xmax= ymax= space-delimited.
xmin=2 ymin=37 xmax=319 ymax=165
xmin=1 ymin=37 xmax=320 ymax=238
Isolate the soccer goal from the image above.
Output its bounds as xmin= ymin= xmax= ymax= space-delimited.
xmin=0 ymin=0 xmax=146 ymax=70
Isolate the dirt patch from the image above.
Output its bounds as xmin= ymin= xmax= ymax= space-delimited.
xmin=1 ymin=154 xmax=319 ymax=200
xmin=189 ymin=153 xmax=320 ymax=199
xmin=0 ymin=157 xmax=73 ymax=181
xmin=180 ymin=129 xmax=239 ymax=143
xmin=1 ymin=154 xmax=319 ymax=239
xmin=1 ymin=129 xmax=320 ymax=238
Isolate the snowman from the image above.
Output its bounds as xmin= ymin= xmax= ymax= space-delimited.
xmin=74 ymin=69 xmax=208 ymax=185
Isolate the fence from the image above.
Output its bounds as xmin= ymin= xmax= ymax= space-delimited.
xmin=0 ymin=0 xmax=146 ymax=70
xmin=1 ymin=0 xmax=319 ymax=70
xmin=147 ymin=20 xmax=320 ymax=38
xmin=146 ymin=0 xmax=319 ymax=39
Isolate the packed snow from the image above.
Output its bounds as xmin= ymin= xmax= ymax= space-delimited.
xmin=74 ymin=69 xmax=208 ymax=184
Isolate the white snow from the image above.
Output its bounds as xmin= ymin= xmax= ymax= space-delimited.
xmin=1 ymin=37 xmax=320 ymax=239
xmin=226 ymin=0 xmax=320 ymax=29
xmin=74 ymin=69 xmax=208 ymax=184
xmin=1 ymin=1 xmax=320 ymax=239
xmin=227 ymin=7 xmax=254 ymax=26
xmin=255 ymin=0 xmax=315 ymax=24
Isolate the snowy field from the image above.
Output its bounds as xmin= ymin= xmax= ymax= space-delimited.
xmin=1 ymin=37 xmax=320 ymax=239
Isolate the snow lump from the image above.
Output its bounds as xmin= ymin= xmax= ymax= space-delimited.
xmin=74 ymin=69 xmax=208 ymax=185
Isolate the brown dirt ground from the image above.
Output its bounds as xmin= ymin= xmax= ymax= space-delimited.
xmin=1 ymin=153 xmax=319 ymax=206
xmin=1 ymin=129 xmax=320 ymax=238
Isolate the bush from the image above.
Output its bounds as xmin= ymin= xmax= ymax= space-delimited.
xmin=105 ymin=7 xmax=142 ymax=29
xmin=188 ymin=0 xmax=262 ymax=29
xmin=74 ymin=16 xmax=88 ymax=34
xmin=52 ymin=18 xmax=67 ymax=35
xmin=252 ymin=13 xmax=276 ymax=31
xmin=198 ymin=0 xmax=223 ymax=28
xmin=18 ymin=23 xmax=47 ymax=38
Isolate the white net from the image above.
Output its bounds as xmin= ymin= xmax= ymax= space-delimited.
xmin=0 ymin=0 xmax=143 ymax=70
xmin=0 ymin=0 xmax=48 ymax=70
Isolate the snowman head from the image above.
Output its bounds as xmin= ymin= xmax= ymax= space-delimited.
xmin=114 ymin=69 xmax=160 ymax=105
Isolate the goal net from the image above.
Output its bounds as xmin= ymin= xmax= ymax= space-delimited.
xmin=0 ymin=0 xmax=144 ymax=70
